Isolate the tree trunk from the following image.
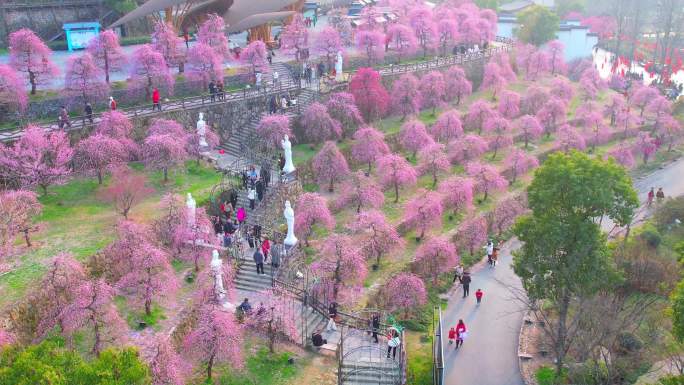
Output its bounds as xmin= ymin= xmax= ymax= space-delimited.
xmin=329 ymin=177 xmax=334 ymax=192
xmin=104 ymin=50 xmax=110 ymax=83
xmin=29 ymin=71 xmax=36 ymax=95
xmin=145 ymin=299 xmax=152 ymax=316
xmin=23 ymin=229 xmax=31 ymax=247
xmin=207 ymin=353 xmax=215 ymax=381
xmin=483 ymin=188 xmax=489 ymax=201
xmin=555 ymin=293 xmax=571 ymax=377
xmin=92 ymin=316 xmax=102 ymax=356
xmin=524 ymin=136 xmax=529 ymax=149
xmin=163 ymin=167 xmax=168 ymax=182
xmin=97 ymin=171 xmax=103 ymax=185
xmin=394 ymin=183 xmax=399 ymax=203
xmin=432 ymin=171 xmax=438 ymax=188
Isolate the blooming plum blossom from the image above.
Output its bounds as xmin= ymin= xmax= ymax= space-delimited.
xmin=312 ymin=141 xmax=350 ymax=192
xmin=335 ymin=171 xmax=385 ymax=212
xmin=313 ymin=27 xmax=342 ymax=68
xmin=418 ymin=142 xmax=450 ymax=187
xmin=521 ymin=86 xmax=550 ymax=115
xmin=607 ymin=144 xmax=636 ymax=169
xmin=294 ymin=193 xmax=335 ymax=245
xmin=99 ymin=167 xmax=154 ymax=218
xmin=483 ymin=116 xmax=513 ymax=159
xmin=437 ymin=19 xmax=459 ymax=56
xmin=631 ymin=86 xmax=660 ymax=116
xmin=545 ymin=40 xmax=566 ymax=75
xmin=466 ymin=161 xmax=508 ymax=201
xmin=356 ymin=29 xmax=385 ymax=65
xmin=351 ymin=126 xmax=390 ymax=171
xmin=492 ymin=52 xmax=516 ymax=82
xmin=504 ymin=149 xmax=539 ymax=183
xmin=430 ymin=110 xmax=463 ymax=143
xmin=64 ymin=52 xmax=109 ymax=104
xmin=536 ymin=97 xmax=567 ymax=136
xmin=400 ymin=120 xmax=435 ymax=157
xmin=197 ymin=13 xmax=231 ymax=59
xmin=658 ymin=115 xmax=683 ymax=152
xmin=0 ymin=189 xmax=42 ymax=254
xmin=579 ymin=67 xmax=605 ymax=100
xmin=387 ymin=24 xmax=418 ymax=62
xmin=438 ymin=176 xmax=475 ymax=215
xmin=143 ymin=125 xmax=189 ymax=182
xmin=9 ymin=28 xmax=59 ymax=94
xmin=240 ymin=40 xmax=269 ymax=76
xmin=444 ymin=66 xmax=472 ymax=105
xmin=75 ymin=134 xmax=128 ymax=184
xmin=382 ymin=273 xmax=427 ymax=314
xmin=480 ymin=62 xmax=508 ymax=100
xmin=555 ymin=124 xmax=586 ymax=153
xmin=186 ymin=43 xmax=223 ymax=90
xmin=403 ymin=189 xmax=443 ymax=239
xmin=87 ymin=29 xmax=125 ymax=83
xmin=409 ymin=7 xmax=438 ymax=56
xmin=376 ymin=153 xmax=418 ymax=203
xmin=256 ymin=114 xmax=291 ymax=149
xmin=247 ymin=288 xmax=300 ymax=352
xmin=151 ymin=22 xmax=185 ymax=72
xmin=455 ymin=215 xmax=488 ymax=255
xmin=348 ymin=210 xmax=403 ymax=266
xmin=465 ymin=100 xmax=496 ymax=134
xmin=301 ymin=102 xmax=342 ymax=143
xmin=498 ymin=90 xmax=521 ymax=119
xmin=420 ymin=71 xmax=447 ymax=114
xmin=413 ymin=237 xmax=459 ymax=283
xmin=550 ymin=77 xmax=574 ymax=103
xmin=129 ymin=44 xmax=174 ymax=100
xmin=0 ymin=64 xmax=28 ymax=115
xmin=326 ymin=92 xmax=364 ymax=137
xmin=350 ymin=68 xmax=389 ymax=121
xmin=311 ymin=235 xmax=367 ymax=305
xmin=447 ymin=134 xmax=488 ymax=164
xmin=491 ymin=197 xmax=526 ymax=236
xmin=391 ymin=73 xmax=422 ymax=118
xmin=635 ymin=131 xmax=657 ymax=164
xmin=517 ymin=115 xmax=544 ymax=149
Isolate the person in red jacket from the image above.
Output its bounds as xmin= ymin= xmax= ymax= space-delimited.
xmin=448 ymin=327 xmax=457 ymax=346
xmin=109 ymin=96 xmax=117 ymax=110
xmin=455 ymin=319 xmax=467 ymax=348
xmin=152 ymin=87 xmax=161 ymax=111
xmin=475 ymin=289 xmax=483 ymax=305
xmin=261 ymin=237 xmax=271 ymax=262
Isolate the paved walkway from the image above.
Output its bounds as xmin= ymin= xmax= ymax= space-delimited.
xmin=442 ymin=155 xmax=684 ymax=385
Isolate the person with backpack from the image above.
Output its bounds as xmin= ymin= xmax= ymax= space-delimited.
xmin=460 ymin=272 xmax=471 ymax=298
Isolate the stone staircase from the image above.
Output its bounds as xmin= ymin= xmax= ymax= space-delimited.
xmin=341 ymin=361 xmax=403 ymax=385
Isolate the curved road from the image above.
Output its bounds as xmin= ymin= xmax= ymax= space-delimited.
xmin=442 ymin=156 xmax=684 ymax=385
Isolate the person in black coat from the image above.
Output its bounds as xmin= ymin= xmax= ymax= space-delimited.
xmin=85 ymin=103 xmax=93 ymax=123
xmin=253 ymin=248 xmax=264 ymax=274
xmin=371 ymin=314 xmax=380 ymax=343
xmin=229 ymin=189 xmax=238 ymax=210
xmin=279 ymin=154 xmax=285 ymax=171
xmin=256 ymin=179 xmax=264 ymax=201
xmin=253 ymin=224 xmax=262 ymax=240
xmin=260 ymin=162 xmax=271 ymax=188
xmin=460 ymin=272 xmax=471 ymax=298
xmin=208 ymin=80 xmax=216 ymax=102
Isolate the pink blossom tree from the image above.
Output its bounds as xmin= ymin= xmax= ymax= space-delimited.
xmin=647 ymin=95 xmax=673 ymax=132
xmin=420 ymin=71 xmax=447 ymax=114
xmin=659 ymin=115 xmax=683 ymax=152
xmin=356 ymin=29 xmax=385 ymax=66
xmin=350 ymin=67 xmax=389 ymax=121
xmin=635 ymin=131 xmax=657 ymax=164
xmin=430 ymin=110 xmax=463 ymax=143
xmin=130 ymin=44 xmax=174 ymax=100
xmin=99 ymin=166 xmax=154 ymax=218
xmin=0 ymin=190 xmax=42 ymax=253
xmin=313 ymin=27 xmax=343 ymax=68
xmin=517 ymin=115 xmax=543 ymax=149
xmin=197 ymin=13 xmax=231 ymax=59
xmin=492 ymin=52 xmax=517 ymax=82
xmin=173 ymin=207 xmax=217 ymax=272
xmin=0 ymin=329 xmax=15 ymax=348
xmin=147 ymin=335 xmax=187 ymax=385
xmin=413 ymin=237 xmax=458 ymax=284
xmin=240 ymin=40 xmax=269 ymax=77
xmin=301 ymin=102 xmax=342 ymax=143
xmin=387 ymin=24 xmax=417 ymax=62
xmin=465 ymin=100 xmax=496 ymax=134
xmin=87 ymin=29 xmax=125 ymax=83
xmin=294 ymin=193 xmax=335 ymax=246
xmin=447 ymin=134 xmax=488 ymax=164
xmin=491 ymin=197 xmax=525 ymax=236
xmin=604 ymin=94 xmax=626 ymax=127
xmin=438 ymin=176 xmax=475 ymax=216
xmin=383 ymin=273 xmax=427 ymax=315
xmin=515 ymin=43 xmax=537 ymax=79
xmin=504 ymin=149 xmax=539 ymax=183
xmin=444 ymin=66 xmax=472 ymax=105
xmin=403 ymin=189 xmax=443 ymax=239
xmin=311 ymin=235 xmax=367 ymax=305
xmin=437 ymin=19 xmax=459 ymax=56
xmin=466 ymin=161 xmax=508 ymax=201
xmin=418 ymin=142 xmax=450 ymax=187
xmin=377 ymin=153 xmax=418 ymax=202
xmin=521 ymin=86 xmax=550 ymax=115
xmin=312 ymin=141 xmax=350 ymax=192
xmin=545 ymin=40 xmax=566 ymax=75
xmin=256 ymin=114 xmax=291 ymax=149
xmin=409 ymin=7 xmax=438 ymax=57
xmin=248 ymin=288 xmax=300 ymax=353
xmin=184 ymin=305 xmax=243 ymax=382
xmin=151 ymin=22 xmax=185 ymax=73
xmin=325 ymin=92 xmax=364 ymax=138
xmin=391 ymin=73 xmax=422 ymax=119
xmin=498 ymin=90 xmax=521 ymax=119
xmin=75 ymin=134 xmax=128 ymax=184
xmin=64 ymin=52 xmax=109 ymax=105
xmin=616 ymin=109 xmax=641 ymax=139
xmin=351 ymin=126 xmax=390 ymax=172
xmin=186 ymin=43 xmax=223 ymax=91
xmin=483 ymin=116 xmax=513 ymax=160
xmin=607 ymin=144 xmax=636 ymax=169
xmin=555 ymin=124 xmax=586 ymax=153
xmin=358 ymin=5 xmax=382 ymax=31
xmin=579 ymin=67 xmax=605 ymax=100
xmin=96 ymin=110 xmax=134 ymax=138
xmin=187 ymin=123 xmax=219 ymax=164
xmin=536 ymin=97 xmax=567 ymax=137
xmin=0 ymin=125 xmax=73 ymax=195
xmin=280 ymin=14 xmax=309 ymax=61
xmin=631 ymin=86 xmax=660 ymax=116
xmin=335 ymin=171 xmax=385 ymax=212
xmin=400 ymin=120 xmax=434 ymax=158
xmin=480 ymin=62 xmax=507 ymax=100
xmin=527 ymin=50 xmax=551 ymax=80
xmin=143 ymin=122 xmax=189 ymax=181
xmin=550 ymin=77 xmax=574 ymax=103
xmin=456 ymin=215 xmax=488 ymax=255
xmin=9 ymin=28 xmax=59 ymax=94
xmin=116 ymin=238 xmax=177 ymax=316
xmin=60 ymin=278 xmax=126 ymax=356
xmin=348 ymin=210 xmax=403 ymax=267
xmin=0 ymin=64 xmax=28 ymax=116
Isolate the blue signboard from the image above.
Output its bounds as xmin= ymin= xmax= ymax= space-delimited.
xmin=63 ymin=22 xmax=101 ymax=51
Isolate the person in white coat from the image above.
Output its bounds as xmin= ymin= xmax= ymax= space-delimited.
xmin=247 ymin=187 xmax=256 ymax=210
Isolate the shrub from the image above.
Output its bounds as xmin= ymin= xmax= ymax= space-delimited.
xmin=638 ymin=224 xmax=662 ymax=249
xmin=536 ymin=366 xmax=556 ymax=385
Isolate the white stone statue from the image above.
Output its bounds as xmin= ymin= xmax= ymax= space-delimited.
xmin=186 ymin=193 xmax=196 ymax=227
xmin=283 ymin=200 xmax=298 ymax=246
xmin=281 ymin=135 xmax=296 ymax=174
xmin=335 ymin=50 xmax=344 ymax=82
xmin=197 ymin=112 xmax=208 ymax=147
xmin=210 ymin=250 xmax=226 ymax=300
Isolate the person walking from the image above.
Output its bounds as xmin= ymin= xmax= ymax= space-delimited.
xmin=59 ymin=106 xmax=71 ymax=129
xmin=85 ymin=102 xmax=93 ymax=123
xmin=484 ymin=240 xmax=494 ymax=266
xmin=253 ymin=223 xmax=262 ymax=240
xmin=256 ymin=71 xmax=262 ymax=90
xmin=256 ymin=179 xmax=264 ymax=201
xmin=455 ymin=319 xmax=467 ymax=348
xmin=386 ymin=329 xmax=400 ymax=359
xmin=247 ymin=186 xmax=256 ymax=210
xmin=253 ymin=247 xmax=264 ymax=275
xmin=238 ymin=298 xmax=252 ymax=315
xmin=491 ymin=246 xmax=499 ymax=267
xmin=648 ymin=187 xmax=655 ymax=207
xmin=475 ymin=289 xmax=483 ymax=305
xmin=209 ymin=80 xmax=216 ymax=102
xmin=273 ymin=70 xmax=279 ymax=87
xmin=656 ymin=187 xmax=665 ymax=203
xmin=109 ymin=96 xmax=117 ymax=110
xmin=460 ymin=272 xmax=471 ymax=298
xmin=452 ymin=263 xmax=464 ymax=283
xmin=267 ymin=50 xmax=273 ymax=65
xmin=261 ymin=237 xmax=270 ymax=261
xmin=327 ymin=302 xmax=338 ymax=331
xmin=183 ymin=28 xmax=190 ymax=49
xmin=236 ymin=207 xmax=246 ymax=228
xmin=448 ymin=326 xmax=457 ymax=345
xmin=371 ymin=314 xmax=380 ymax=343
xmin=217 ymin=80 xmax=225 ymax=100
xmin=152 ymin=87 xmax=161 ymax=111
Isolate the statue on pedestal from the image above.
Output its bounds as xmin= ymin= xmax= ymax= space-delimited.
xmin=186 ymin=193 xmax=196 ymax=227
xmin=283 ymin=200 xmax=297 ymax=246
xmin=281 ymin=135 xmax=296 ymax=174
xmin=210 ymin=250 xmax=226 ymax=301
xmin=197 ymin=112 xmax=208 ymax=148
xmin=335 ymin=51 xmax=344 ymax=82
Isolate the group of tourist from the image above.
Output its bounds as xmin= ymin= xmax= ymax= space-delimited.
xmin=208 ymin=80 xmax=226 ymax=102
xmin=647 ymin=187 xmax=666 ymax=207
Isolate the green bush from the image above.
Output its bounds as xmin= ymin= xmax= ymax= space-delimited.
xmin=120 ymin=36 xmax=152 ymax=46
xmin=536 ymin=366 xmax=557 ymax=385
xmin=638 ymin=224 xmax=662 ymax=248
xmin=218 ymin=348 xmax=297 ymax=385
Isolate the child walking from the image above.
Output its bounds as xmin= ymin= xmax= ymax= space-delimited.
xmin=475 ymin=289 xmax=483 ymax=305
xmin=448 ymin=327 xmax=457 ymax=345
